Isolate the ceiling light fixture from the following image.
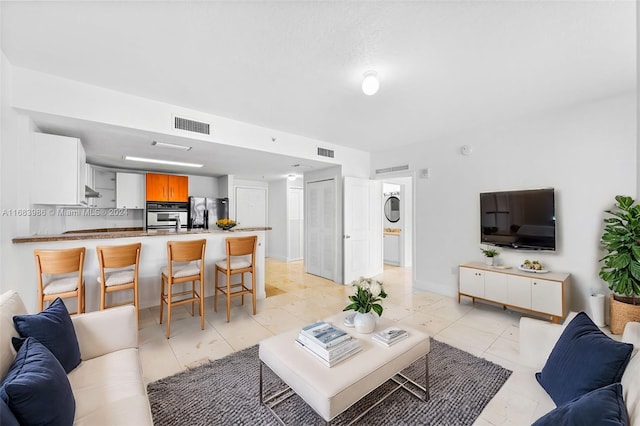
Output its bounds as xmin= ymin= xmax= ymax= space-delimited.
xmin=151 ymin=141 xmax=192 ymax=151
xmin=287 ymin=174 xmax=297 ymax=181
xmin=362 ymin=70 xmax=379 ymax=96
xmin=124 ymin=156 xmax=203 ymax=168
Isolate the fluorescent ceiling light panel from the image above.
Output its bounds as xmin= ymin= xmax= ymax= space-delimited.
xmin=151 ymin=141 xmax=192 ymax=151
xmin=124 ymin=156 xmax=203 ymax=168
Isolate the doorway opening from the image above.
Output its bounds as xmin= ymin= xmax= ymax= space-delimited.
xmin=380 ymin=175 xmax=414 ymax=276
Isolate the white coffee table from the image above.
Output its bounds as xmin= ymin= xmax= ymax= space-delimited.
xmin=259 ymin=312 xmax=430 ymax=425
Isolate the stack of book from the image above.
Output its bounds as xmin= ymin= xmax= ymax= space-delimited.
xmin=372 ymin=326 xmax=409 ymax=347
xmin=296 ymin=321 xmax=361 ymax=367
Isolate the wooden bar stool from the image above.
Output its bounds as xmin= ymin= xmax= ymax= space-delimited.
xmin=34 ymin=247 xmax=86 ymax=314
xmin=159 ymin=239 xmax=206 ymax=339
xmin=96 ymin=242 xmax=142 ymax=324
xmin=214 ymin=235 xmax=258 ymax=322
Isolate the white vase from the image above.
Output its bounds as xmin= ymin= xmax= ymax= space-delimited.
xmin=484 ymin=257 xmax=494 ymax=266
xmin=589 ymin=293 xmax=606 ymax=327
xmin=354 ymin=311 xmax=376 ymax=334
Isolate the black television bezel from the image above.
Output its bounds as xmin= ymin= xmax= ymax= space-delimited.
xmin=480 ymin=188 xmax=556 ymax=251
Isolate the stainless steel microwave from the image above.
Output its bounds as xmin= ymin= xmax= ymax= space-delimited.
xmin=146 ymin=202 xmax=188 ymax=230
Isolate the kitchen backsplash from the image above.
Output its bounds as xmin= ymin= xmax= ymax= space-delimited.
xmin=30 ymin=205 xmax=144 ymax=235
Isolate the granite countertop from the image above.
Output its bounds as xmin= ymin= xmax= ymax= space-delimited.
xmin=12 ymin=227 xmax=272 ymax=244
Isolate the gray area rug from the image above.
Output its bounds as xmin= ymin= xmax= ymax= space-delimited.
xmin=148 ymin=339 xmax=512 ymax=425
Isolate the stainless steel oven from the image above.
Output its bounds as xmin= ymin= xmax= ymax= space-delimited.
xmin=146 ymin=202 xmax=188 ymax=230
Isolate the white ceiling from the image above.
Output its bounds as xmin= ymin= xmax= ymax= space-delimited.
xmin=1 ymin=1 xmax=636 ymax=179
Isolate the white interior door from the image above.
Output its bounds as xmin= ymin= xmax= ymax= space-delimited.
xmin=235 ymin=187 xmax=267 ymax=227
xmin=306 ymin=179 xmax=336 ymax=280
xmin=288 ymin=187 xmax=304 ymax=261
xmin=343 ymin=177 xmax=383 ymax=284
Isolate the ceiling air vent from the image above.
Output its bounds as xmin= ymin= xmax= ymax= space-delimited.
xmin=375 ymin=164 xmax=409 ymax=174
xmin=317 ymin=147 xmax=335 ymax=158
xmin=174 ymin=116 xmax=210 ymax=135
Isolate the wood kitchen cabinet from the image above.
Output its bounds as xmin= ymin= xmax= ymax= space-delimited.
xmin=145 ymin=173 xmax=188 ymax=202
xmin=458 ymin=262 xmax=570 ymax=323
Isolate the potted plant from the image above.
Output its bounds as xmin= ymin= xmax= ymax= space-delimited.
xmin=343 ymin=277 xmax=387 ymax=334
xmin=599 ymin=195 xmax=640 ymax=334
xmin=480 ymin=247 xmax=499 ymax=266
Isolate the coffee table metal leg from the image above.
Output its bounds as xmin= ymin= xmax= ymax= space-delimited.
xmin=260 ymin=353 xmax=430 ymax=425
xmin=259 ymin=361 xmax=263 ymax=404
xmin=394 ymin=353 xmax=430 ymax=401
xmin=424 ymin=353 xmax=430 ymax=401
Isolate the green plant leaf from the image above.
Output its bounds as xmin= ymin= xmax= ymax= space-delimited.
xmin=371 ymin=304 xmax=383 ymax=316
xmin=629 ymin=260 xmax=640 ymax=281
xmin=609 ymin=253 xmax=631 ymax=269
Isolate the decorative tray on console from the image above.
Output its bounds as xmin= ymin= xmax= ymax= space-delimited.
xmin=518 ymin=265 xmax=549 ymax=274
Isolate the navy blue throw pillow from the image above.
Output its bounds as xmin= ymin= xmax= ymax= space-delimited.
xmin=13 ymin=297 xmax=81 ymax=373
xmin=532 ymin=383 xmax=628 ymax=426
xmin=0 ymin=337 xmax=75 ymax=426
xmin=0 ymin=397 xmax=19 ymax=426
xmin=536 ymin=312 xmax=633 ymax=406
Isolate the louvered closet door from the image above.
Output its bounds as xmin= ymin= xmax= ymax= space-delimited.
xmin=306 ymin=179 xmax=336 ymax=280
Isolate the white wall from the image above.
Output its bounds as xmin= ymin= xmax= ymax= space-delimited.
xmin=0 ymin=53 xmax=38 ymax=300
xmin=188 ymin=175 xmax=219 ymax=198
xmin=372 ymin=93 xmax=637 ymax=313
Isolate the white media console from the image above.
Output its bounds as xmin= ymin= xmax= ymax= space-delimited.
xmin=458 ymin=262 xmax=570 ymax=323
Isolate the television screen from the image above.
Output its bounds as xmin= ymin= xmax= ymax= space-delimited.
xmin=480 ymin=188 xmax=556 ymax=251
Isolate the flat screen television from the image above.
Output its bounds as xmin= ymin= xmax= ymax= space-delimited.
xmin=480 ymin=188 xmax=556 ymax=251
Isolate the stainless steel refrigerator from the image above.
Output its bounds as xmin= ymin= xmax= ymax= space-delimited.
xmin=188 ymin=197 xmax=229 ymax=229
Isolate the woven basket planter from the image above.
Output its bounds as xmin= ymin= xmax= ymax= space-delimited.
xmin=609 ymin=294 xmax=640 ymax=334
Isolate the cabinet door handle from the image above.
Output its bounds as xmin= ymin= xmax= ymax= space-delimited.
xmin=163 ymin=187 xmax=166 ymax=197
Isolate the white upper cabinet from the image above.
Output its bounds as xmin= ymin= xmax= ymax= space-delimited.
xmin=116 ymin=172 xmax=145 ymax=209
xmin=32 ymin=133 xmax=87 ymax=205
xmin=93 ymin=168 xmax=117 ymax=209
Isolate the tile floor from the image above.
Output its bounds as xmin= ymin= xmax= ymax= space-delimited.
xmin=137 ymin=258 xmax=549 ymax=425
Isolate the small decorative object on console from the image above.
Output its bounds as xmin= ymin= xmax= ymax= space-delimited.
xmin=519 ymin=259 xmax=548 ymax=273
xmin=480 ymin=247 xmax=499 ymax=266
xmin=216 ymin=218 xmax=237 ymax=230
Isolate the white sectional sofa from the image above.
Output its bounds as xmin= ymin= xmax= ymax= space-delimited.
xmin=0 ymin=291 xmax=153 ymax=425
xmin=517 ymin=313 xmax=640 ymax=425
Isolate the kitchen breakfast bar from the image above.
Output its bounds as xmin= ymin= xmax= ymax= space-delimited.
xmin=12 ymin=227 xmax=270 ymax=313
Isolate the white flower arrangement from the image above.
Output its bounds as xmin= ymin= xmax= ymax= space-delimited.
xmin=344 ymin=277 xmax=388 ymax=316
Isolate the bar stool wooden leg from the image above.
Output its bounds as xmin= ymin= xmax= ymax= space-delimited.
xmin=159 ymin=277 xmax=165 ymax=324
xmin=226 ymin=270 xmax=232 ymax=323
xmin=214 ymin=268 xmax=219 ymax=312
xmin=252 ymin=269 xmax=257 ymax=315
xmin=241 ymin=272 xmax=245 ymax=306
xmin=100 ymin=282 xmax=106 ymax=311
xmin=134 ymin=280 xmax=139 ymax=326
xmin=191 ymin=280 xmax=195 ymax=316
xmin=166 ymin=283 xmax=172 ymax=339
xmin=200 ymin=278 xmax=205 ymax=330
